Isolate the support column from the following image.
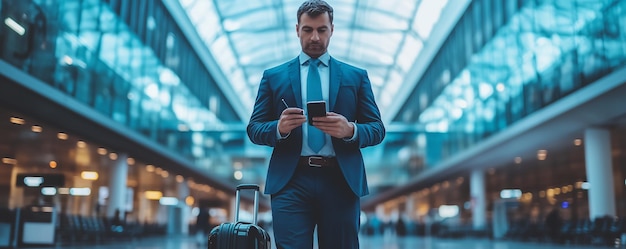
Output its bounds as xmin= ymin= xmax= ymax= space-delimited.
xmin=178 ymin=180 xmax=190 ymax=235
xmin=107 ymin=153 xmax=128 ymax=219
xmin=584 ymin=128 xmax=616 ymax=219
xmin=470 ymin=169 xmax=486 ymax=230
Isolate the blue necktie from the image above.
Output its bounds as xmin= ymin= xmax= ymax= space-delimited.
xmin=307 ymin=58 xmax=325 ymax=152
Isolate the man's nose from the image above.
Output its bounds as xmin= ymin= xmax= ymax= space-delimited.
xmin=311 ymin=32 xmax=320 ymax=41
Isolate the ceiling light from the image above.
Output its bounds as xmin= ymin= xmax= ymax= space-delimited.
xmin=97 ymin=148 xmax=107 ymax=155
xmin=514 ymin=157 xmax=522 ymax=164
xmin=57 ymin=132 xmax=68 ymax=140
xmin=537 ymin=150 xmax=547 ymax=160
xmin=145 ymin=191 xmax=163 ymax=200
xmin=31 ymin=125 xmax=42 ymax=133
xmin=161 ymin=171 xmax=169 ymax=178
xmin=77 ymin=141 xmax=86 ymax=148
xmin=2 ymin=158 xmax=17 ymax=165
xmin=574 ymin=139 xmax=582 ymax=146
xmin=81 ymin=171 xmax=99 ymax=180
xmin=234 ymin=170 xmax=243 ymax=180
xmin=109 ymin=152 xmax=118 ymax=160
xmin=10 ymin=117 xmax=25 ymax=125
xmin=126 ymin=157 xmax=135 ymax=165
xmin=176 ymin=175 xmax=184 ymax=183
xmin=49 ymin=161 xmax=57 ymax=169
xmin=185 ymin=196 xmax=195 ymax=206
xmin=496 ymin=83 xmax=505 ymax=92
xmin=146 ymin=165 xmax=155 ymax=172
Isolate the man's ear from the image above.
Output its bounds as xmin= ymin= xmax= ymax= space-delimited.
xmin=331 ymin=24 xmax=334 ymax=36
xmin=296 ymin=24 xmax=300 ymax=37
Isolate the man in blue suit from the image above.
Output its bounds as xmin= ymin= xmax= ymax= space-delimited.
xmin=247 ymin=1 xmax=385 ymax=248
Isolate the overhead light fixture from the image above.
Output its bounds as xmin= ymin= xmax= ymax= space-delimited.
xmin=31 ymin=125 xmax=42 ymax=133
xmin=76 ymin=141 xmax=86 ymax=148
xmin=10 ymin=117 xmax=25 ymax=125
xmin=4 ymin=18 xmax=25 ymax=36
xmin=185 ymin=196 xmax=195 ymax=206
xmin=2 ymin=157 xmax=17 ymax=165
xmin=126 ymin=157 xmax=135 ymax=165
xmin=81 ymin=171 xmax=99 ymax=180
xmin=234 ymin=170 xmax=243 ymax=180
xmin=145 ymin=191 xmax=163 ymax=200
xmin=49 ymin=161 xmax=57 ymax=169
xmin=97 ymin=148 xmax=107 ymax=155
xmin=109 ymin=152 xmax=118 ymax=160
xmin=57 ymin=132 xmax=68 ymax=140
xmin=574 ymin=139 xmax=582 ymax=146
xmin=496 ymin=83 xmax=505 ymax=92
xmin=537 ymin=150 xmax=547 ymax=160
xmin=176 ymin=175 xmax=184 ymax=183
xmin=514 ymin=157 xmax=522 ymax=164
xmin=146 ymin=164 xmax=155 ymax=172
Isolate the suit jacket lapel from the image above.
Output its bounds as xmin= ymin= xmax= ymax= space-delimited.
xmin=329 ymin=57 xmax=341 ymax=111
xmin=288 ymin=58 xmax=302 ymax=107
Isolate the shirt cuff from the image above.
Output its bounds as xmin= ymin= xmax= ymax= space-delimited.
xmin=343 ymin=122 xmax=358 ymax=142
xmin=277 ymin=125 xmax=290 ymax=140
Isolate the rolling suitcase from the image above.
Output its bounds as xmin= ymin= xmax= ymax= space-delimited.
xmin=208 ymin=184 xmax=271 ymax=249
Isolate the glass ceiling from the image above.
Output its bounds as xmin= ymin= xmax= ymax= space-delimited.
xmin=177 ymin=0 xmax=450 ymax=120
xmin=418 ymin=0 xmax=625 ymax=133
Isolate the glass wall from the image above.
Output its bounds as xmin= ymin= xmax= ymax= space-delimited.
xmin=0 ymin=0 xmax=240 ymax=176
xmin=394 ymin=0 xmax=626 ymax=170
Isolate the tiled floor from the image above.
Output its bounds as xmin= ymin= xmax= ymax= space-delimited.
xmin=23 ymin=234 xmax=620 ymax=249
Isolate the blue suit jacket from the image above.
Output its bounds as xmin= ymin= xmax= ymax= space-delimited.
xmin=247 ymin=56 xmax=385 ymax=197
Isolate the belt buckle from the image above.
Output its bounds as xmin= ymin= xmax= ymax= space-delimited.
xmin=308 ymin=156 xmax=323 ymax=167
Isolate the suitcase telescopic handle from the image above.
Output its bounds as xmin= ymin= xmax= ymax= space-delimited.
xmin=236 ymin=184 xmax=260 ymax=191
xmin=234 ymin=184 xmax=259 ymax=224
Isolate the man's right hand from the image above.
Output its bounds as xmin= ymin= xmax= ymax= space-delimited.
xmin=278 ymin=108 xmax=306 ymax=136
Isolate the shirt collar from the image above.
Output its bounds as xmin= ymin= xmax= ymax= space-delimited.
xmin=299 ymin=52 xmax=330 ymax=67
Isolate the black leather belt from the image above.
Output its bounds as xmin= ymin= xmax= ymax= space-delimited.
xmin=298 ymin=156 xmax=337 ymax=167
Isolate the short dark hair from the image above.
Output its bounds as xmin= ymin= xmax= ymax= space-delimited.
xmin=297 ymin=0 xmax=334 ymax=24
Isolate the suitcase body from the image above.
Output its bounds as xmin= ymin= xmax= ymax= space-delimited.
xmin=208 ymin=184 xmax=271 ymax=249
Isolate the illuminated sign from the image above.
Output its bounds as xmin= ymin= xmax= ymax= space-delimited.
xmin=24 ymin=177 xmax=44 ymax=187
xmin=16 ymin=174 xmax=65 ymax=187
xmin=159 ymin=197 xmax=179 ymax=206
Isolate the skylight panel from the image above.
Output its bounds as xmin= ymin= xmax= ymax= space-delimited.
xmin=413 ymin=0 xmax=448 ymax=39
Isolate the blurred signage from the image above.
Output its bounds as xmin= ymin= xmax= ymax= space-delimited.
xmin=16 ymin=174 xmax=65 ymax=187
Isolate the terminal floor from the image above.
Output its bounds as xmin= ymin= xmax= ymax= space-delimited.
xmin=26 ymin=235 xmax=618 ymax=249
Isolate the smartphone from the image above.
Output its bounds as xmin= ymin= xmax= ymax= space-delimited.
xmin=306 ymin=100 xmax=327 ymax=123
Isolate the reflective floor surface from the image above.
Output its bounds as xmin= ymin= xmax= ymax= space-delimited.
xmin=23 ymin=235 xmax=619 ymax=249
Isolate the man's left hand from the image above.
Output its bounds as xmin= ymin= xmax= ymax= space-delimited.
xmin=311 ymin=112 xmax=354 ymax=139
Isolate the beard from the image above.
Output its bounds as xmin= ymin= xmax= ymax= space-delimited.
xmin=304 ymin=43 xmax=326 ymax=57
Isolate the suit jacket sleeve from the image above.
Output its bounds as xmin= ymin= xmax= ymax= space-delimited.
xmin=352 ymin=69 xmax=385 ymax=148
xmin=247 ymin=70 xmax=280 ymax=147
